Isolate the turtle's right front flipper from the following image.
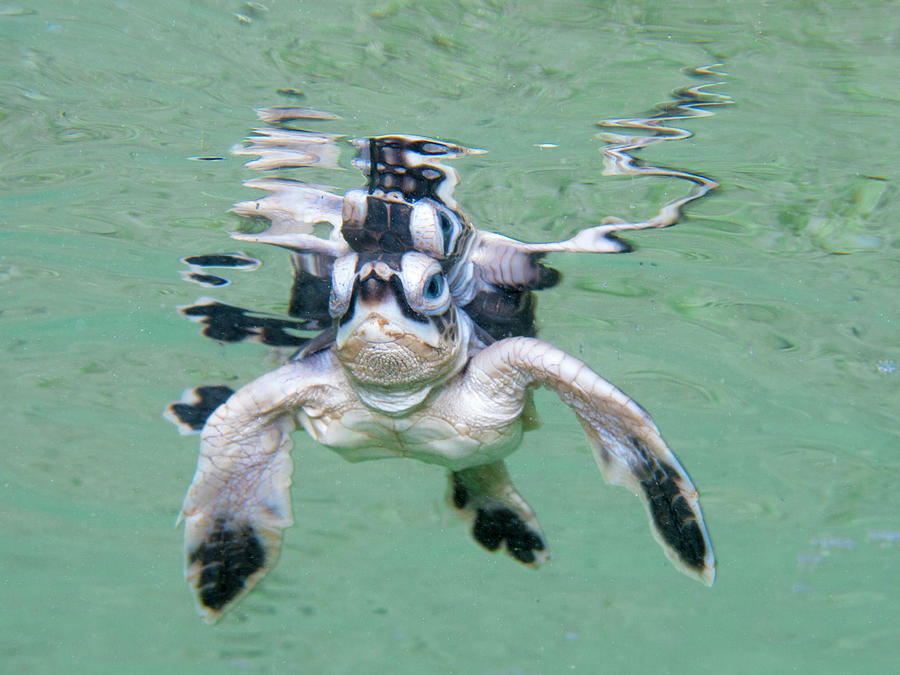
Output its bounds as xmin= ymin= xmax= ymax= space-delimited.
xmin=178 ymin=353 xmax=336 ymax=623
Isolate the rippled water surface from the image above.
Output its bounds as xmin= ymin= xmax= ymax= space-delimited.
xmin=3 ymin=1 xmax=898 ymax=673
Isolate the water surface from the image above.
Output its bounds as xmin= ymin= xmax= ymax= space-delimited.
xmin=2 ymin=1 xmax=898 ymax=673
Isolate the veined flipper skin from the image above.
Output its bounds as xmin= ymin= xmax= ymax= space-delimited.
xmin=178 ymin=356 xmax=333 ymax=623
xmin=458 ymin=337 xmax=716 ymax=585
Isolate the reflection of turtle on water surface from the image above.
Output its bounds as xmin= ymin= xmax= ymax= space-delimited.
xmin=169 ymin=100 xmax=723 ymax=622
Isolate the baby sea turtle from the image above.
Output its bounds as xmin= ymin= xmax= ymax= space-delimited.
xmin=179 ymin=249 xmax=715 ymax=623
xmin=174 ymin=95 xmax=729 ymax=620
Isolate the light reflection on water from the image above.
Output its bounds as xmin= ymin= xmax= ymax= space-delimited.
xmin=1 ymin=1 xmax=898 ymax=673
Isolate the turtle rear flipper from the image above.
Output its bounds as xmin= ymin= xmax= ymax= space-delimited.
xmin=448 ymin=461 xmax=549 ymax=567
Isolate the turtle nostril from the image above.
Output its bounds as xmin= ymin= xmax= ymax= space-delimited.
xmin=359 ymin=276 xmax=386 ymax=303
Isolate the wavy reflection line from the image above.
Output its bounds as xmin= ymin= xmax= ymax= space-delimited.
xmin=595 ymin=63 xmax=734 ymax=231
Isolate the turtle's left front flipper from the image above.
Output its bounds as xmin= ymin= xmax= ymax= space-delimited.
xmin=178 ymin=356 xmax=331 ymax=623
xmin=462 ymin=337 xmax=716 ymax=586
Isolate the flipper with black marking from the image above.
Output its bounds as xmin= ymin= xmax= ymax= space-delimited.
xmin=461 ymin=337 xmax=715 ymax=585
xmin=178 ymin=252 xmax=261 ymax=288
xmin=179 ymin=374 xmax=296 ymax=623
xmin=448 ymin=460 xmax=549 ymax=567
xmin=165 ymin=385 xmax=235 ymax=435
xmin=179 ymin=297 xmax=321 ymax=346
xmin=287 ymin=254 xmax=335 ymax=323
xmin=178 ymin=352 xmax=341 ymax=622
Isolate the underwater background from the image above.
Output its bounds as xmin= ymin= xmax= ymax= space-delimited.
xmin=2 ymin=0 xmax=897 ymax=672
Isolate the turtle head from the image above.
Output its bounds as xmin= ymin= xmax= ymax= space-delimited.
xmin=329 ymin=250 xmax=470 ymax=413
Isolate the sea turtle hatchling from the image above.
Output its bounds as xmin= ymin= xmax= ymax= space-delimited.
xmin=179 ymin=249 xmax=716 ymax=623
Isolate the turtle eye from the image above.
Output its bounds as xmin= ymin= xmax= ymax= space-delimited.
xmin=410 ymin=200 xmax=459 ymax=258
xmin=424 ymin=273 xmax=444 ymax=300
xmin=438 ymin=211 xmax=456 ymax=254
xmin=400 ymin=251 xmax=449 ymax=315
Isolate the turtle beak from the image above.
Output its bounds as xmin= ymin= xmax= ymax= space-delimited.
xmin=336 ymin=270 xmax=402 ymax=349
xmin=358 ymin=275 xmax=389 ymax=305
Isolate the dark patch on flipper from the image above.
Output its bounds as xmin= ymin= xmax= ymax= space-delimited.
xmin=181 ymin=254 xmax=260 ymax=269
xmin=473 ymin=507 xmax=546 ymax=564
xmin=288 ymin=267 xmax=333 ymax=323
xmin=630 ymin=436 xmax=706 ymax=572
xmin=604 ymin=233 xmax=633 ymax=254
xmin=180 ymin=300 xmax=318 ymax=346
xmin=290 ymin=326 xmax=337 ymax=361
xmin=166 ymin=385 xmax=235 ymax=433
xmin=189 ymin=519 xmax=266 ymax=612
xmin=469 ymin=321 xmax=497 ymax=347
xmin=451 ymin=475 xmax=469 ymax=509
xmin=183 ymin=272 xmax=229 ymax=287
xmin=178 ymin=253 xmax=261 ymax=287
xmin=534 ymin=260 xmax=561 ymax=290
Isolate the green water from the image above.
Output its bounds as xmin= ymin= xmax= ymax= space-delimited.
xmin=2 ymin=1 xmax=898 ymax=672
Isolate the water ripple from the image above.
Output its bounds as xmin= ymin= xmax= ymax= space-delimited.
xmin=595 ymin=64 xmax=734 ymax=232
